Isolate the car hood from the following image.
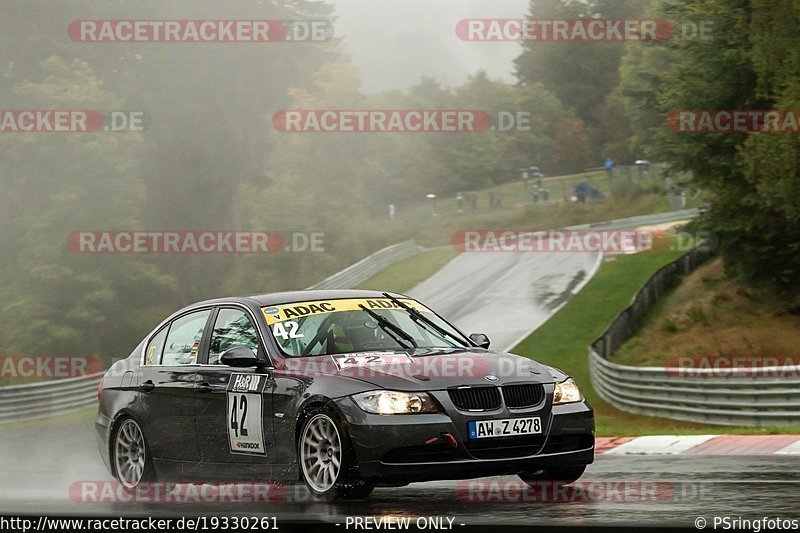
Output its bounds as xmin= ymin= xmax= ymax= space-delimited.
xmin=275 ymin=348 xmax=563 ymax=391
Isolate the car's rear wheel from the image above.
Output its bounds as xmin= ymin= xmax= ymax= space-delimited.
xmin=113 ymin=417 xmax=154 ymax=491
xmin=519 ymin=465 xmax=586 ymax=487
xmin=298 ymin=407 xmax=373 ymax=500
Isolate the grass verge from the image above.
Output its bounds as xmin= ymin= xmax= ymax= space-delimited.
xmin=614 ymin=258 xmax=800 ymax=366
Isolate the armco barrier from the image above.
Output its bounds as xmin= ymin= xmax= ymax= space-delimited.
xmin=0 ymin=371 xmax=102 ymax=424
xmin=307 ymin=240 xmax=421 ymax=290
xmin=589 ymin=247 xmax=800 ymax=426
xmin=590 ymin=355 xmax=800 ymax=426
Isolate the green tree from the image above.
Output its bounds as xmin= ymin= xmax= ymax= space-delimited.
xmin=0 ymin=57 xmax=174 ymax=358
xmin=622 ymin=0 xmax=800 ymax=297
xmin=514 ymin=0 xmax=649 ymax=163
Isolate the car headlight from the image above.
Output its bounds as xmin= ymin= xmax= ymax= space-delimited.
xmin=553 ymin=378 xmax=582 ymax=405
xmin=352 ymin=391 xmax=439 ymax=415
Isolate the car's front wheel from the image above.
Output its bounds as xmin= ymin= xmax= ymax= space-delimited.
xmin=113 ymin=417 xmax=155 ymax=491
xmin=298 ymin=407 xmax=373 ymax=500
xmin=519 ymin=465 xmax=586 ymax=487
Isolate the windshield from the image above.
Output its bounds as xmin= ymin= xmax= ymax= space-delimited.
xmin=262 ymin=298 xmax=469 ymax=357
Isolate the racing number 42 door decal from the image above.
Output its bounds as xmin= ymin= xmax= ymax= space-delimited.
xmin=226 ymin=373 xmax=268 ymax=456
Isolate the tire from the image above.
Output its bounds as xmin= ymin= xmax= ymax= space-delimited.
xmin=112 ymin=417 xmax=156 ymax=492
xmin=298 ymin=406 xmax=374 ymax=500
xmin=519 ymin=465 xmax=586 ymax=487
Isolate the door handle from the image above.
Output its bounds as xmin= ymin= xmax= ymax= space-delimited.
xmin=140 ymin=380 xmax=155 ymax=392
xmin=197 ymin=382 xmax=213 ymax=394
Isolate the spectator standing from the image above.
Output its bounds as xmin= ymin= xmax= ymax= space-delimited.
xmin=604 ymin=157 xmax=615 ymax=178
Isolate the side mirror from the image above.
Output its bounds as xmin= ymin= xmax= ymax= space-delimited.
xmin=220 ymin=346 xmax=259 ymax=368
xmin=469 ymin=333 xmax=491 ymax=349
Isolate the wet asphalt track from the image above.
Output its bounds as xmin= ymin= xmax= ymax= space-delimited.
xmin=2 ymin=415 xmax=800 ymax=528
xmin=409 ymin=249 xmax=600 ymax=351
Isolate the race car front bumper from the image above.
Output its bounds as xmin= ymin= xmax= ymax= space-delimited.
xmin=332 ymin=391 xmax=595 ymax=484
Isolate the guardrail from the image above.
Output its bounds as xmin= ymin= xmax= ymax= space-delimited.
xmin=590 ymin=356 xmax=800 ymax=426
xmin=0 ymin=372 xmax=101 ymax=424
xmin=307 ymin=240 xmax=421 ymax=290
xmin=589 ymin=247 xmax=800 ymax=426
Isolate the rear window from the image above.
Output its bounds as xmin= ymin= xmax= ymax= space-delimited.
xmin=144 ymin=327 xmax=168 ymax=366
xmin=161 ymin=310 xmax=211 ymax=366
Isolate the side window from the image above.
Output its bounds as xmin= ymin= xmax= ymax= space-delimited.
xmin=144 ymin=327 xmax=168 ymax=366
xmin=161 ymin=310 xmax=211 ymax=366
xmin=209 ymin=308 xmax=260 ymax=365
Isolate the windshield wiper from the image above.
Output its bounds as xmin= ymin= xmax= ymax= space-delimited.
xmin=358 ymin=304 xmax=417 ymax=350
xmin=382 ymin=293 xmax=470 ymax=348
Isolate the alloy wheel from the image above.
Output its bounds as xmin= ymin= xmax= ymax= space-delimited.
xmin=114 ymin=419 xmax=146 ymax=489
xmin=300 ymin=414 xmax=343 ymax=493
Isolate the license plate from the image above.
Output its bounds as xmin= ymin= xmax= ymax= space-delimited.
xmin=468 ymin=417 xmax=541 ymax=439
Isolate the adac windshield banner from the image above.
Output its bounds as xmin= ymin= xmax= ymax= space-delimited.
xmin=261 ymin=298 xmax=432 ymax=325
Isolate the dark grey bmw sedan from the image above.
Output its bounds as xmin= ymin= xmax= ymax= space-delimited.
xmin=96 ymin=290 xmax=594 ymax=500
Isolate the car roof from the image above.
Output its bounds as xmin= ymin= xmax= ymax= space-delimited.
xmin=184 ymin=289 xmax=411 ymax=311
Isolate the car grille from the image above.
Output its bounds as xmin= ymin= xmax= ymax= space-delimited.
xmin=503 ymin=383 xmax=545 ymax=409
xmin=448 ymin=386 xmax=501 ymax=411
